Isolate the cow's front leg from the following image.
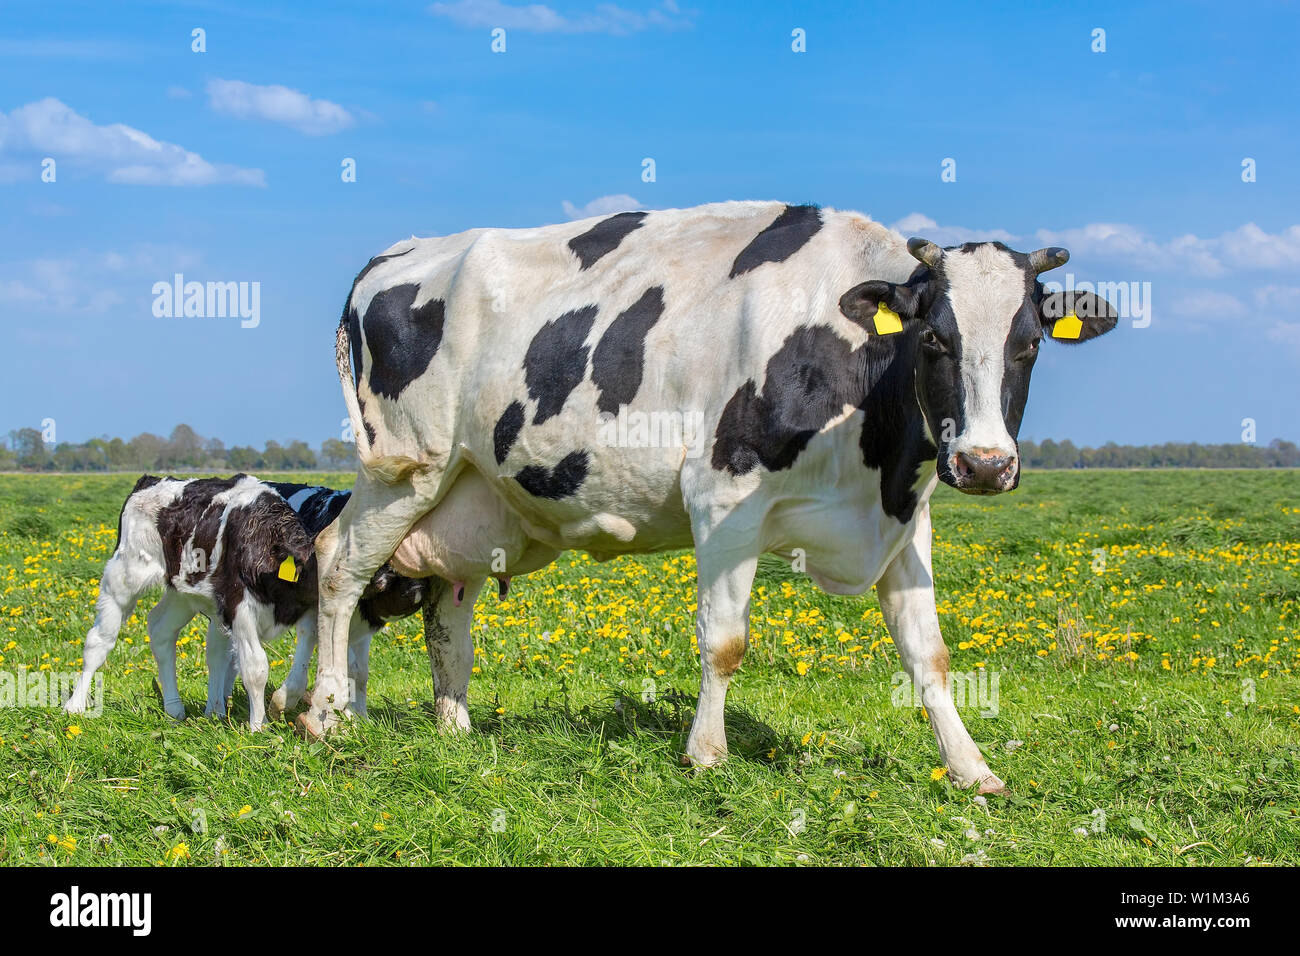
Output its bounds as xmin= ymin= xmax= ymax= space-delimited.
xmin=302 ymin=471 xmax=437 ymax=737
xmin=421 ymin=576 xmax=483 ymax=732
xmin=685 ymin=529 xmax=759 ymax=767
xmin=876 ymin=504 xmax=1004 ymax=793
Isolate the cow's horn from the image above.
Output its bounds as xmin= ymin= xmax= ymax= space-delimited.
xmin=907 ymin=237 xmax=944 ymax=269
xmin=1028 ymin=247 xmax=1070 ymax=274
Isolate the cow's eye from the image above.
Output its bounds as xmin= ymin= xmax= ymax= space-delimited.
xmin=1016 ymin=339 xmax=1040 ymax=362
xmin=920 ymin=328 xmax=946 ymax=353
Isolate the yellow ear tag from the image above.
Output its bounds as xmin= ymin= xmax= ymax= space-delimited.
xmin=874 ymin=302 xmax=903 ymax=335
xmin=278 ymin=555 xmax=299 ymax=582
xmin=1052 ymin=313 xmax=1083 ymax=339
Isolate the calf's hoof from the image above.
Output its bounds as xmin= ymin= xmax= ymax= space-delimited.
xmin=977 ymin=774 xmax=1007 ymax=796
xmin=267 ymin=687 xmax=295 ymax=722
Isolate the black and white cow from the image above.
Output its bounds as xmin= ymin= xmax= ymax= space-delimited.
xmin=304 ymin=201 xmax=1116 ymax=792
xmin=64 ymin=474 xmax=429 ymax=728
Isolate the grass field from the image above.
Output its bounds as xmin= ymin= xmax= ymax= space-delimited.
xmin=0 ymin=469 xmax=1297 ymax=866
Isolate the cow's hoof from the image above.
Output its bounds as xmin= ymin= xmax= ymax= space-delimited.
xmin=682 ymin=742 xmax=728 ymax=769
xmin=977 ymin=774 xmax=1007 ymax=795
xmin=294 ymin=712 xmax=325 ymax=740
xmin=163 ymin=702 xmax=186 ymax=722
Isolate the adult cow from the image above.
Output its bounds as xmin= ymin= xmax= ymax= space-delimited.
xmin=304 ymin=201 xmax=1116 ymax=792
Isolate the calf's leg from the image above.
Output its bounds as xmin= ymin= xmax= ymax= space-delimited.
xmin=204 ymin=620 xmax=237 ymax=717
xmin=66 ymin=550 xmax=155 ymax=714
xmin=229 ymin=604 xmax=270 ymax=731
xmin=269 ymin=610 xmax=316 ymax=721
xmin=147 ymin=592 xmax=195 ymax=721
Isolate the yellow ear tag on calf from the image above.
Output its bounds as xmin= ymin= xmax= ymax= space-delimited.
xmin=874 ymin=302 xmax=903 ymax=335
xmin=278 ymin=555 xmax=299 ymax=582
xmin=1052 ymin=313 xmax=1083 ymax=340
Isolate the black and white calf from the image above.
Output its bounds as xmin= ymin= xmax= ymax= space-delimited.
xmin=64 ymin=475 xmax=428 ymax=728
xmin=305 ymin=200 xmax=1117 ymax=792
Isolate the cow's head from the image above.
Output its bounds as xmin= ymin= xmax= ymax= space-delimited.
xmin=840 ymin=239 xmax=1116 ymax=494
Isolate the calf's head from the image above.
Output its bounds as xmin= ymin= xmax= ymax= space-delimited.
xmin=840 ymin=239 xmax=1117 ymax=494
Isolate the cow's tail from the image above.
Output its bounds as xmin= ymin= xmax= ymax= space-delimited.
xmin=336 ymin=299 xmax=424 ymax=484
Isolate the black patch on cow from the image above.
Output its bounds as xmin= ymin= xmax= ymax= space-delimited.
xmin=155 ymin=475 xmax=245 ymax=586
xmin=859 ymin=328 xmax=939 ymax=523
xmin=711 ymin=325 xmax=934 ymax=523
xmin=523 ymin=306 xmax=598 ymax=425
xmin=268 ymin=483 xmax=351 ymax=537
xmin=568 ymin=212 xmax=648 ymax=270
xmin=493 ymin=400 xmax=526 ymax=465
xmin=712 ymin=326 xmax=863 ymax=475
xmin=515 ymin=450 xmax=590 ymax=499
xmin=729 ymin=204 xmax=823 ymax=278
xmin=361 ymin=283 xmax=447 ymax=400
xmin=353 ymin=247 xmax=414 ymax=287
xmin=356 ymin=396 xmax=378 ymax=447
xmin=591 ymin=286 xmax=665 ymax=415
xmin=219 ymin=491 xmax=319 ymax=628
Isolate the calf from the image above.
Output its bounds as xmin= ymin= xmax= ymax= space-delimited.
xmin=305 ymin=201 xmax=1117 ymax=792
xmin=64 ymin=475 xmax=428 ymax=729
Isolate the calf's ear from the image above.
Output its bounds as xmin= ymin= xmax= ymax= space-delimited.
xmin=1038 ymin=289 xmax=1119 ymax=344
xmin=839 ymin=279 xmax=924 ymax=335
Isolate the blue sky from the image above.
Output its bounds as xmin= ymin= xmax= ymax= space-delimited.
xmin=2 ymin=0 xmax=1297 ymax=448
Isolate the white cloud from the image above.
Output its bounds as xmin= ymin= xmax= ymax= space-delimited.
xmin=1033 ymin=221 xmax=1300 ymax=277
xmin=206 ymin=79 xmax=354 ymax=136
xmin=1166 ymin=290 xmax=1248 ymax=321
xmin=0 ymin=97 xmax=264 ymax=186
xmin=888 ymin=212 xmax=1017 ymax=246
xmin=0 ymin=245 xmax=202 ymax=315
xmin=562 ymin=193 xmax=644 ymax=220
xmin=430 ymin=0 xmax=692 ymax=35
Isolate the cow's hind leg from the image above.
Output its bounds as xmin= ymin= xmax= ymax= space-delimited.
xmin=421 ymin=576 xmax=483 ymax=731
xmin=147 ymin=592 xmax=195 ymax=721
xmin=684 ymin=510 xmax=760 ymax=767
xmin=302 ymin=469 xmax=443 ymax=736
xmin=876 ymin=503 xmax=1004 ymax=794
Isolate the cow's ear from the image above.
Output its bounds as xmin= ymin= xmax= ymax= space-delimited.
xmin=1038 ymin=289 xmax=1119 ymax=344
xmin=839 ymin=279 xmax=923 ymax=334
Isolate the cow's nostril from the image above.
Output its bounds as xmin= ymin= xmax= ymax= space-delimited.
xmin=956 ymin=451 xmax=1016 ymax=486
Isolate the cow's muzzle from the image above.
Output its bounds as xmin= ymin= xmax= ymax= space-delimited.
xmin=945 ymin=447 xmax=1019 ymax=495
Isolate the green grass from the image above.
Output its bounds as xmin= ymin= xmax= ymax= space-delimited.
xmin=1 ymin=470 xmax=1298 ymax=865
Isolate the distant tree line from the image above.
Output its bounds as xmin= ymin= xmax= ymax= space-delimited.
xmin=1019 ymin=438 xmax=1300 ymax=469
xmin=1 ymin=425 xmax=1298 ymax=473
xmin=1 ymin=424 xmax=358 ymax=472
